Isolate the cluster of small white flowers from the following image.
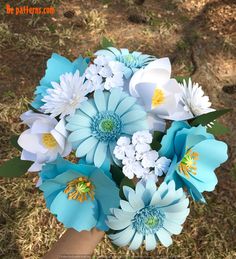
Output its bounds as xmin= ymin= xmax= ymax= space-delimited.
xmin=85 ymin=56 xmax=124 ymax=91
xmin=113 ymin=131 xmax=171 ymax=182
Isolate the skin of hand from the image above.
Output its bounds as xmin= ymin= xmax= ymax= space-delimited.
xmin=43 ymin=228 xmax=105 ymax=259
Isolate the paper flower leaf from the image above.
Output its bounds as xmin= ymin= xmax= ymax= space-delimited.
xmin=0 ymin=157 xmax=32 ymax=178
xmin=189 ymin=108 xmax=232 ymax=126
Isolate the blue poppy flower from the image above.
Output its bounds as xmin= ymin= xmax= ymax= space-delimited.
xmin=39 ymin=156 xmax=120 ymax=231
xmin=107 ymin=180 xmax=189 ymax=250
xmin=159 ymin=121 xmax=228 ymax=202
xmin=95 ymin=47 xmax=155 ymax=79
xmin=32 ymin=53 xmax=90 ymax=109
xmin=66 ymin=88 xmax=148 ymax=168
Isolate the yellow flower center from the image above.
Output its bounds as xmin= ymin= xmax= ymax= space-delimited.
xmin=64 ymin=177 xmax=95 ymax=202
xmin=151 ymin=88 xmax=165 ymax=108
xmin=42 ymin=133 xmax=58 ymax=149
xmin=178 ymin=149 xmax=199 ymax=178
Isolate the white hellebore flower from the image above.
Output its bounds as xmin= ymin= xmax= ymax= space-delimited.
xmin=18 ymin=111 xmax=72 ymax=172
xmin=129 ymin=57 xmax=189 ymax=124
xmin=179 ymin=78 xmax=215 ymax=118
xmin=41 ymin=70 xmax=92 ymax=119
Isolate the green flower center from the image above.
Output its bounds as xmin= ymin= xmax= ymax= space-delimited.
xmin=178 ymin=148 xmax=199 ymax=179
xmin=100 ymin=119 xmax=114 ymax=132
xmin=64 ymin=177 xmax=95 ymax=202
xmin=145 ymin=216 xmax=159 ymax=228
xmin=91 ymin=111 xmax=122 ymax=142
xmin=124 ymin=54 xmax=135 ymax=63
xmin=132 ymin=206 xmax=164 ymax=235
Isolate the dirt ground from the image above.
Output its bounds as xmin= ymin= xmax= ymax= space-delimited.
xmin=0 ymin=0 xmax=236 ymax=258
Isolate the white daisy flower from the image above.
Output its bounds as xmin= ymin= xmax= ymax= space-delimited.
xmin=179 ymin=78 xmax=215 ymax=118
xmin=41 ymin=70 xmax=92 ymax=119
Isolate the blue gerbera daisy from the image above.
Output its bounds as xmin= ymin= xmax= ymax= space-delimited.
xmin=32 ymin=53 xmax=90 ymax=109
xmin=95 ymin=47 xmax=155 ymax=79
xmin=107 ymin=180 xmax=189 ymax=250
xmin=66 ymin=88 xmax=148 ymax=168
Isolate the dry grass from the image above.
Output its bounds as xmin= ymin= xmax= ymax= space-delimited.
xmin=0 ymin=0 xmax=236 ymax=258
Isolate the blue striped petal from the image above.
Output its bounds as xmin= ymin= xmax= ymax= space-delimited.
xmin=128 ymin=232 xmax=143 ymax=250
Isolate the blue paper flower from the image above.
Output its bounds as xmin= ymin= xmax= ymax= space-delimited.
xmin=39 ymin=156 xmax=120 ymax=231
xmin=32 ymin=53 xmax=90 ymax=109
xmin=107 ymin=180 xmax=189 ymax=250
xmin=95 ymin=47 xmax=155 ymax=79
xmin=66 ymin=88 xmax=148 ymax=168
xmin=159 ymin=121 xmax=228 ymax=202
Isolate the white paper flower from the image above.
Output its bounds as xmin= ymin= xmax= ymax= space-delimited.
xmin=129 ymin=58 xmax=190 ymax=122
xmin=84 ymin=64 xmax=103 ymax=90
xmin=154 ymin=157 xmax=171 ymax=176
xmin=85 ymin=56 xmax=124 ymax=91
xmin=135 ymin=143 xmax=151 ymax=157
xmin=141 ymin=150 xmax=159 ymax=168
xmin=18 ymin=111 xmax=71 ymax=172
xmin=132 ymin=130 xmax=152 ymax=145
xmin=114 ymin=137 xmax=135 ymax=160
xmin=140 ymin=170 xmax=158 ymax=183
xmin=41 ymin=70 xmax=92 ymax=119
xmin=179 ymin=78 xmax=215 ymax=118
xmin=123 ymin=160 xmax=146 ymax=179
xmin=114 ymin=131 xmax=171 ymax=182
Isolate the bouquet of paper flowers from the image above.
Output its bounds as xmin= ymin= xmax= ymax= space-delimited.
xmin=0 ymin=40 xmax=230 ymax=251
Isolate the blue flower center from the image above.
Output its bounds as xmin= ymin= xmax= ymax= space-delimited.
xmin=91 ymin=111 xmax=122 ymax=142
xmin=132 ymin=206 xmax=165 ymax=235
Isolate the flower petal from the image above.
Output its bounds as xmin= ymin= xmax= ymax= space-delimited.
xmin=108 ymin=87 xmax=123 ymax=111
xmin=94 ymin=89 xmax=106 ymax=112
xmin=120 ymin=200 xmax=136 ymax=212
xmin=128 ymin=232 xmax=143 ymax=250
xmin=115 ymin=96 xmax=137 ymax=116
xmin=94 ymin=141 xmax=108 ymax=168
xmin=145 ymin=234 xmax=157 ymax=251
xmin=121 ymin=110 xmax=147 ymax=124
xmin=128 ymin=191 xmax=145 ymax=210
xmin=75 ymin=137 xmax=99 ymax=157
xmin=68 ymin=128 xmax=91 ymax=143
xmin=156 ymin=228 xmax=172 ymax=247
xmin=106 ymin=215 xmax=131 ymax=230
xmin=50 ymin=191 xmax=98 ymax=231
xmin=79 ymin=100 xmax=97 ymax=117
xmin=163 ymin=219 xmax=183 ymax=235
xmin=110 ymin=226 xmax=135 ymax=247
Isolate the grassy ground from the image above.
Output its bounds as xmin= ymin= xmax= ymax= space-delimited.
xmin=0 ymin=0 xmax=236 ymax=258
